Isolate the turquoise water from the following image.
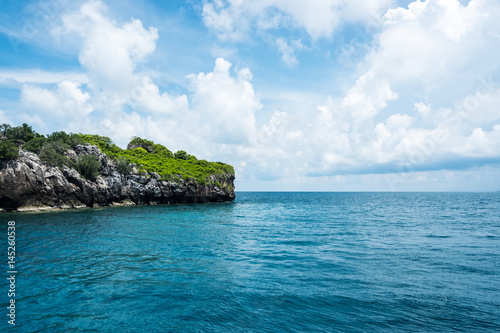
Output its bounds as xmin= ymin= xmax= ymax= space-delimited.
xmin=1 ymin=192 xmax=500 ymax=332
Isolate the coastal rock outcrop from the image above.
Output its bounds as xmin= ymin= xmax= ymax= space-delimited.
xmin=0 ymin=144 xmax=235 ymax=212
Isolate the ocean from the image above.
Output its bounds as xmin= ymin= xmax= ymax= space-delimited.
xmin=1 ymin=192 xmax=500 ymax=332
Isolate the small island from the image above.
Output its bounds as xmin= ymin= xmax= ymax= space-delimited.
xmin=0 ymin=124 xmax=235 ymax=212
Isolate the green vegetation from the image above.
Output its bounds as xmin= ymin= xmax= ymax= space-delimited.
xmin=0 ymin=139 xmax=19 ymax=160
xmin=78 ymin=134 xmax=234 ymax=184
xmin=22 ymin=136 xmax=47 ymax=154
xmin=1 ymin=123 xmax=41 ymax=142
xmin=39 ymin=141 xmax=71 ymax=167
xmin=23 ymin=130 xmax=83 ymax=155
xmin=0 ymin=123 xmax=235 ymax=185
xmin=174 ymin=150 xmax=189 ymax=160
xmin=0 ymin=124 xmax=10 ymax=138
xmin=116 ymin=156 xmax=132 ymax=175
xmin=47 ymin=131 xmax=84 ymax=148
xmin=0 ymin=123 xmax=38 ymax=160
xmin=128 ymin=136 xmax=156 ymax=153
xmin=75 ymin=155 xmax=100 ymax=181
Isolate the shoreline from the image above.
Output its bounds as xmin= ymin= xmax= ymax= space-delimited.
xmin=0 ymin=198 xmax=235 ymax=213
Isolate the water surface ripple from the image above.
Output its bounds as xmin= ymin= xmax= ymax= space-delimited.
xmin=1 ymin=192 xmax=499 ymax=332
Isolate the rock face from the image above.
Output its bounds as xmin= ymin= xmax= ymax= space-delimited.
xmin=0 ymin=144 xmax=235 ymax=212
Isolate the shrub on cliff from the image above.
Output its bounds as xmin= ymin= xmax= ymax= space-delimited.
xmin=128 ymin=137 xmax=156 ymax=153
xmin=47 ymin=131 xmax=83 ymax=149
xmin=116 ymin=156 xmax=132 ymax=175
xmin=0 ymin=139 xmax=19 ymax=160
xmin=0 ymin=124 xmax=11 ymax=138
xmin=75 ymin=155 xmax=100 ymax=181
xmin=174 ymin=150 xmax=189 ymax=160
xmin=23 ymin=137 xmax=47 ymax=154
xmin=78 ymin=134 xmax=120 ymax=155
xmin=39 ymin=141 xmax=70 ymax=167
xmin=4 ymin=123 xmax=40 ymax=142
xmin=23 ymin=130 xmax=83 ymax=155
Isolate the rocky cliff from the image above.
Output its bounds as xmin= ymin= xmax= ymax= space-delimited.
xmin=0 ymin=144 xmax=235 ymax=212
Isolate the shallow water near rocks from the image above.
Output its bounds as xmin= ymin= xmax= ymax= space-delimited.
xmin=1 ymin=192 xmax=500 ymax=332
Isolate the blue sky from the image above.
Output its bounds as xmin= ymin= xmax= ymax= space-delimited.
xmin=1 ymin=0 xmax=500 ymax=191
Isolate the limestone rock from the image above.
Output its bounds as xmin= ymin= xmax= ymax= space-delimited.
xmin=0 ymin=145 xmax=235 ymax=212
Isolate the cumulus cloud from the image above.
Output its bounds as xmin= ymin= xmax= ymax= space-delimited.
xmin=226 ymin=0 xmax=500 ymax=183
xmin=49 ymin=0 xmax=188 ymax=121
xmin=20 ymin=0 xmax=189 ymax=143
xmin=21 ymin=81 xmax=93 ymax=119
xmin=295 ymin=0 xmax=500 ymax=176
xmin=57 ymin=1 xmax=158 ymax=91
xmin=187 ymin=58 xmax=260 ymax=145
xmin=341 ymin=71 xmax=398 ymax=120
xmin=10 ymin=1 xmax=263 ymax=154
xmin=457 ymin=125 xmax=500 ymax=158
xmin=373 ymin=0 xmax=500 ymax=85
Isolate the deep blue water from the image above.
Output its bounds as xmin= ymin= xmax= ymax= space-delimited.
xmin=1 ymin=192 xmax=500 ymax=332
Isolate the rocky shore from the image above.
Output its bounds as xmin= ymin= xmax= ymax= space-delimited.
xmin=0 ymin=144 xmax=235 ymax=212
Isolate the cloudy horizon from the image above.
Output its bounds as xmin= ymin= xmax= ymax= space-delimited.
xmin=1 ymin=0 xmax=499 ymax=191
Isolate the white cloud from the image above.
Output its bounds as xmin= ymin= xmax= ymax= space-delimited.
xmin=294 ymin=0 xmax=500 ymax=176
xmin=383 ymin=0 xmax=478 ymax=41
xmin=373 ymin=0 xmax=500 ymax=84
xmin=0 ymin=70 xmax=88 ymax=87
xmin=202 ymin=0 xmax=394 ymax=41
xmin=4 ymin=0 xmax=188 ymax=146
xmin=52 ymin=0 xmax=188 ymax=118
xmin=341 ymin=70 xmax=398 ymax=120
xmin=415 ymin=102 xmax=431 ymax=117
xmin=55 ymin=1 xmax=157 ymax=90
xmin=20 ymin=81 xmax=93 ymax=119
xmin=187 ymin=58 xmax=260 ymax=145
xmin=276 ymin=37 xmax=303 ymax=67
xmin=128 ymin=76 xmax=189 ymax=115
xmin=246 ymin=0 xmax=500 ymax=180
xmin=202 ymin=0 xmax=247 ymax=41
xmin=451 ymin=125 xmax=500 ymax=158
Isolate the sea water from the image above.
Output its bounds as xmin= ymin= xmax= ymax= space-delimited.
xmin=1 ymin=192 xmax=499 ymax=332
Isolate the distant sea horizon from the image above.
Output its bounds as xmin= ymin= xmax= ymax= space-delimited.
xmin=236 ymin=190 xmax=500 ymax=192
xmin=235 ymin=190 xmax=500 ymax=195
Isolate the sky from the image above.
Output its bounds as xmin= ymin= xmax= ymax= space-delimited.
xmin=0 ymin=0 xmax=499 ymax=191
